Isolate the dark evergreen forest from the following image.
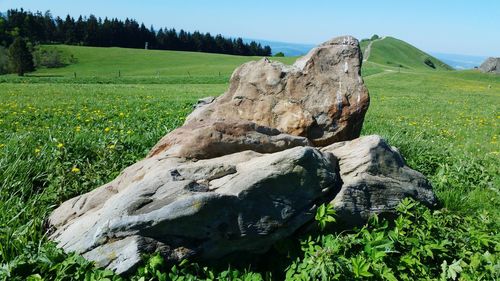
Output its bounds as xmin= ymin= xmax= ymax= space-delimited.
xmin=0 ymin=9 xmax=272 ymax=56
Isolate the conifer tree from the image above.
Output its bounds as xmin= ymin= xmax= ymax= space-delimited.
xmin=8 ymin=37 xmax=34 ymax=76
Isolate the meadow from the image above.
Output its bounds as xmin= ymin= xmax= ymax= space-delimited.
xmin=0 ymin=45 xmax=499 ymax=280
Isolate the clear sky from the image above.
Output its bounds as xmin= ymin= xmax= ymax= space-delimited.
xmin=1 ymin=0 xmax=499 ymax=56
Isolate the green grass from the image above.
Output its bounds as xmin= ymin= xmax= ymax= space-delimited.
xmin=28 ymin=45 xmax=296 ymax=78
xmin=363 ymin=70 xmax=499 ymax=214
xmin=0 ymin=45 xmax=499 ymax=280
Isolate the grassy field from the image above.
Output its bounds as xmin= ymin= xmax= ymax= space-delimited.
xmin=0 ymin=45 xmax=499 ymax=280
xmin=31 ymin=45 xmax=296 ymax=78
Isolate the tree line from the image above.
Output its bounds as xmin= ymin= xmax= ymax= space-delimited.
xmin=0 ymin=9 xmax=272 ymax=56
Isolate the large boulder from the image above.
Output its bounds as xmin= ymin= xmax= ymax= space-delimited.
xmin=479 ymin=57 xmax=500 ymax=74
xmin=157 ymin=35 xmax=369 ymax=152
xmin=49 ymin=147 xmax=341 ymax=274
xmin=47 ymin=36 xmax=437 ymax=274
xmin=322 ymin=135 xmax=437 ymax=225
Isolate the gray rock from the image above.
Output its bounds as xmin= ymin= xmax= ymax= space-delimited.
xmin=49 ymin=146 xmax=341 ymax=274
xmin=322 ymin=135 xmax=438 ymax=225
xmin=479 ymin=57 xmax=500 ymax=74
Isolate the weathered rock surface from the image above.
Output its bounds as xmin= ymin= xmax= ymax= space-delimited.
xmin=160 ymin=36 xmax=369 ymax=152
xmin=49 ymin=147 xmax=341 ymax=274
xmin=149 ymin=121 xmax=311 ymax=159
xmin=479 ymin=57 xmax=500 ymax=74
xmin=322 ymin=135 xmax=437 ymax=225
xmin=48 ymin=36 xmax=437 ymax=274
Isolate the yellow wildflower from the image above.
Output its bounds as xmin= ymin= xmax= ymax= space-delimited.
xmin=75 ymin=126 xmax=81 ymax=132
xmin=34 ymin=148 xmax=41 ymax=154
xmin=71 ymin=167 xmax=80 ymax=173
xmin=104 ymin=127 xmax=111 ymax=133
xmin=57 ymin=143 xmax=64 ymax=148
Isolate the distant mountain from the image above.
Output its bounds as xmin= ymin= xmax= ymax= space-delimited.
xmin=429 ymin=52 xmax=487 ymax=70
xmin=360 ymin=36 xmax=453 ymax=71
xmin=243 ymin=38 xmax=315 ymax=57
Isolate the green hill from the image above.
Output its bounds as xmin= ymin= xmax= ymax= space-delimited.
xmin=28 ymin=38 xmax=450 ymax=82
xmin=31 ymin=45 xmax=296 ymax=79
xmin=361 ymin=36 xmax=452 ymax=71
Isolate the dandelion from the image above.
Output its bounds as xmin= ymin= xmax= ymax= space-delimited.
xmin=57 ymin=143 xmax=64 ymax=148
xmin=71 ymin=167 xmax=80 ymax=173
xmin=119 ymin=112 xmax=125 ymax=117
xmin=104 ymin=127 xmax=111 ymax=133
xmin=34 ymin=148 xmax=41 ymax=154
xmin=75 ymin=126 xmax=81 ymax=132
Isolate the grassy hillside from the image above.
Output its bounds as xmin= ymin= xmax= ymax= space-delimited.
xmin=361 ymin=36 xmax=453 ymax=71
xmin=31 ymin=45 xmax=296 ymax=79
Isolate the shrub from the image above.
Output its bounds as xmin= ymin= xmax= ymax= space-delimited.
xmin=34 ymin=47 xmax=77 ymax=68
xmin=424 ymin=57 xmax=436 ymax=69
xmin=274 ymin=52 xmax=285 ymax=57
xmin=371 ymin=34 xmax=380 ymax=41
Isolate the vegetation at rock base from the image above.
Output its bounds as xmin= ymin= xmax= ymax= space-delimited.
xmin=0 ymin=44 xmax=499 ymax=280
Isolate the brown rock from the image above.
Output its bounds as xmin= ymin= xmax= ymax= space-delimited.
xmin=183 ymin=36 xmax=369 ymax=147
xmin=149 ymin=121 xmax=311 ymax=159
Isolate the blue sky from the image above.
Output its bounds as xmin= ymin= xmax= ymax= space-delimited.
xmin=1 ymin=0 xmax=499 ymax=56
